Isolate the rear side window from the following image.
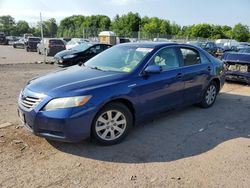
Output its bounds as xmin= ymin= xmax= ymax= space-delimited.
xmin=180 ymin=48 xmax=201 ymax=66
xmin=149 ymin=47 xmax=180 ymax=71
xmin=49 ymin=40 xmax=64 ymax=45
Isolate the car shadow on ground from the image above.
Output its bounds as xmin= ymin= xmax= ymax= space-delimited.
xmin=48 ymin=92 xmax=250 ymax=163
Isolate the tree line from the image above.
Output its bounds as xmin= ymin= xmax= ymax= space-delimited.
xmin=0 ymin=12 xmax=249 ymax=42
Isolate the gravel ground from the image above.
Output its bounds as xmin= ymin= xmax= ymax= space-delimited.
xmin=0 ymin=45 xmax=53 ymax=64
xmin=0 ymin=45 xmax=250 ymax=188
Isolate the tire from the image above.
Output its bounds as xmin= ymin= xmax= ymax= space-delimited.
xmin=92 ymin=102 xmax=132 ymax=145
xmin=38 ymin=49 xmax=41 ymax=54
xmin=26 ymin=47 xmax=29 ymax=52
xmin=13 ymin=45 xmax=16 ymax=48
xmin=199 ymin=81 xmax=218 ymax=108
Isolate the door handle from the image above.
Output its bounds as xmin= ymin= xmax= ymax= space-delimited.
xmin=207 ymin=66 xmax=212 ymax=71
xmin=176 ymin=73 xmax=183 ymax=79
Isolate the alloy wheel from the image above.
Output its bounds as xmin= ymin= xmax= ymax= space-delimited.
xmin=95 ymin=110 xmax=127 ymax=141
xmin=205 ymin=85 xmax=217 ymax=105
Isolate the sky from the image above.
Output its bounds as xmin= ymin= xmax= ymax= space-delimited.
xmin=0 ymin=0 xmax=249 ymax=27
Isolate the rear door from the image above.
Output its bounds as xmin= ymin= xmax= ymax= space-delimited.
xmin=178 ymin=47 xmax=212 ymax=104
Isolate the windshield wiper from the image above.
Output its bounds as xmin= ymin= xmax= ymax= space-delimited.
xmin=85 ymin=65 xmax=103 ymax=71
xmin=92 ymin=66 xmax=103 ymax=71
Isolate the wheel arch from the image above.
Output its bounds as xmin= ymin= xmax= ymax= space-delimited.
xmin=210 ymin=77 xmax=221 ymax=93
xmin=101 ymin=98 xmax=136 ymax=125
xmin=93 ymin=97 xmax=136 ymax=128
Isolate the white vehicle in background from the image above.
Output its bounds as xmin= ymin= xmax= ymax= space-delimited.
xmin=66 ymin=38 xmax=89 ymax=50
xmin=215 ymin=39 xmax=239 ymax=51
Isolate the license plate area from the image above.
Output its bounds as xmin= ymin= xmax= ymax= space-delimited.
xmin=228 ymin=64 xmax=248 ymax=72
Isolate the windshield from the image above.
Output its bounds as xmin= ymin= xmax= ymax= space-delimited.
xmin=239 ymin=48 xmax=250 ymax=54
xmin=84 ymin=45 xmax=153 ymax=73
xmin=71 ymin=43 xmax=92 ymax=51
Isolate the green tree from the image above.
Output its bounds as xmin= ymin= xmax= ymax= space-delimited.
xmin=232 ymin=23 xmax=249 ymax=42
xmin=13 ymin=20 xmax=30 ymax=36
xmin=191 ymin=23 xmax=213 ymax=38
xmin=170 ymin=22 xmax=181 ymax=36
xmin=0 ymin=15 xmax=15 ymax=35
xmin=111 ymin=12 xmax=141 ymax=37
xmin=140 ymin=17 xmax=171 ymax=38
xmin=43 ymin=18 xmax=58 ymax=37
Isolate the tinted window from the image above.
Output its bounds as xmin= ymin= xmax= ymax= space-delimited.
xmin=49 ymin=40 xmax=64 ymax=45
xmin=102 ymin=45 xmax=111 ymax=50
xmin=149 ymin=47 xmax=179 ymax=71
xmin=71 ymin=43 xmax=92 ymax=51
xmin=181 ymin=48 xmax=200 ymax=66
xmin=29 ymin=38 xmax=40 ymax=42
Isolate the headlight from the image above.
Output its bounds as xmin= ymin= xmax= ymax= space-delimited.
xmin=44 ymin=96 xmax=91 ymax=111
xmin=63 ymin=54 xmax=76 ymax=59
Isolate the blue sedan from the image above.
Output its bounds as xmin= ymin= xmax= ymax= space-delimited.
xmin=18 ymin=42 xmax=225 ymax=145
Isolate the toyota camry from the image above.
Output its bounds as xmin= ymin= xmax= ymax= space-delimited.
xmin=18 ymin=42 xmax=225 ymax=145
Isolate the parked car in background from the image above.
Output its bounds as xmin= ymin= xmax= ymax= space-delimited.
xmin=215 ymin=39 xmax=239 ymax=52
xmin=237 ymin=42 xmax=250 ymax=50
xmin=18 ymin=42 xmax=225 ymax=145
xmin=37 ymin=38 xmax=66 ymax=56
xmin=201 ymin=41 xmax=219 ymax=57
xmin=222 ymin=47 xmax=250 ymax=84
xmin=0 ymin=32 xmax=8 ymax=45
xmin=54 ymin=43 xmax=112 ymax=67
xmin=25 ymin=37 xmax=41 ymax=52
xmin=66 ymin=38 xmax=90 ymax=50
xmin=117 ymin=37 xmax=130 ymax=44
xmin=13 ymin=38 xmax=25 ymax=48
xmin=6 ymin=36 xmax=19 ymax=45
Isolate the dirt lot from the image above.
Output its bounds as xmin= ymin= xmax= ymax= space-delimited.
xmin=0 ymin=45 xmax=250 ymax=188
xmin=0 ymin=45 xmax=53 ymax=64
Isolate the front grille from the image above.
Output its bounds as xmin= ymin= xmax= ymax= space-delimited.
xmin=19 ymin=95 xmax=42 ymax=110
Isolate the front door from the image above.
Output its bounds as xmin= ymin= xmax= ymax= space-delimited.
xmin=132 ymin=47 xmax=184 ymax=117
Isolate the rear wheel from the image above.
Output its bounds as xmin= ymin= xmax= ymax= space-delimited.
xmin=92 ymin=103 xmax=132 ymax=145
xmin=200 ymin=81 xmax=218 ymax=108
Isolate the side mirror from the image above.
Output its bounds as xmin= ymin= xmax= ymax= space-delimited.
xmin=143 ymin=65 xmax=162 ymax=75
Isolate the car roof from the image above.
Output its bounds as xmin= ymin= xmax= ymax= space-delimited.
xmin=118 ymin=42 xmax=204 ymax=51
xmin=87 ymin=42 xmax=112 ymax=46
xmin=119 ymin=42 xmax=177 ymax=48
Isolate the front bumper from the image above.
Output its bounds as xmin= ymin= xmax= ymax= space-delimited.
xmin=18 ymin=91 xmax=97 ymax=142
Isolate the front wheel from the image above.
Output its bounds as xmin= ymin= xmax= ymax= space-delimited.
xmin=200 ymin=81 xmax=218 ymax=108
xmin=92 ymin=103 xmax=132 ymax=145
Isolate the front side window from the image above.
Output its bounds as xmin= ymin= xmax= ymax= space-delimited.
xmin=148 ymin=47 xmax=180 ymax=71
xmin=180 ymin=48 xmax=201 ymax=66
xmin=85 ymin=45 xmax=153 ymax=73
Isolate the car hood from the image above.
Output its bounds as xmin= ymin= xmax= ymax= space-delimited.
xmin=223 ymin=52 xmax=250 ymax=64
xmin=26 ymin=66 xmax=126 ymax=97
